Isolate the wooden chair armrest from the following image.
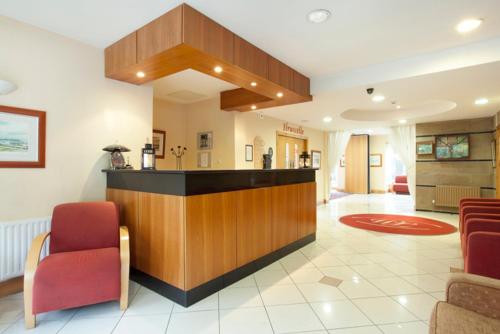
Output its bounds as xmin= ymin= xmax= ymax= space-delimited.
xmin=119 ymin=226 xmax=130 ymax=310
xmin=24 ymin=232 xmax=50 ymax=328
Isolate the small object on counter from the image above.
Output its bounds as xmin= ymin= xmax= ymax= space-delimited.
xmin=141 ymin=139 xmax=155 ymax=170
xmin=299 ymin=151 xmax=311 ymax=168
xmin=263 ymin=147 xmax=273 ymax=169
xmin=102 ymin=144 xmax=131 ymax=170
xmin=171 ymin=146 xmax=187 ymax=170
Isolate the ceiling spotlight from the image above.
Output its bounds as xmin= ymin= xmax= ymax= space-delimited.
xmin=276 ymin=92 xmax=284 ymax=98
xmin=308 ymin=9 xmax=331 ymax=23
xmin=0 ymin=79 xmax=17 ymax=95
xmin=396 ymin=105 xmax=401 ymax=109
xmin=475 ymin=98 xmax=489 ymax=105
xmin=214 ymin=66 xmax=223 ymax=73
xmin=251 ymin=105 xmax=257 ymax=110
xmin=456 ymin=18 xmax=483 ymax=33
xmin=251 ymin=82 xmax=257 ymax=87
xmin=399 ymin=119 xmax=407 ymax=124
xmin=323 ymin=116 xmax=333 ymax=123
xmin=372 ymin=95 xmax=385 ymax=102
xmin=136 ymin=71 xmax=145 ymax=78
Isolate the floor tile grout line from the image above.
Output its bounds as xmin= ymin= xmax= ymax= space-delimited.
xmin=253 ymin=275 xmax=276 ymax=334
xmin=111 ymin=284 xmax=146 ymax=334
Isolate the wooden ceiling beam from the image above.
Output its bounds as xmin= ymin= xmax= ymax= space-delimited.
xmin=104 ymin=4 xmax=312 ymax=111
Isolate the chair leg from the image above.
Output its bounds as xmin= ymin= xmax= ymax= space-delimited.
xmin=120 ymin=290 xmax=128 ymax=310
xmin=25 ymin=313 xmax=35 ymax=329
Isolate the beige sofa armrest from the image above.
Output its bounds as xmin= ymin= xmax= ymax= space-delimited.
xmin=119 ymin=226 xmax=130 ymax=310
xmin=24 ymin=232 xmax=50 ymax=329
xmin=446 ymin=273 xmax=500 ymax=320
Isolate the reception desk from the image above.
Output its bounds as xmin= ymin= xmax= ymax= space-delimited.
xmin=104 ymin=169 xmax=316 ymax=306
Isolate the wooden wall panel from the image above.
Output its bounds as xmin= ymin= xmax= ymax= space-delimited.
xmin=345 ymin=135 xmax=369 ymax=194
xmin=138 ymin=192 xmax=185 ymax=289
xmin=137 ymin=5 xmax=183 ymax=62
xmin=185 ymin=192 xmax=237 ymax=289
xmin=268 ymin=56 xmax=294 ymax=91
xmin=233 ymin=36 xmax=268 ymax=79
xmin=298 ymin=182 xmax=317 ymax=239
xmin=104 ymin=32 xmax=137 ymax=78
xmin=271 ymin=184 xmax=299 ymax=250
xmin=183 ymin=5 xmax=234 ymax=63
xmin=106 ymin=189 xmax=139 ymax=267
xmin=293 ymin=71 xmax=310 ymax=97
xmin=236 ymin=188 xmax=272 ymax=266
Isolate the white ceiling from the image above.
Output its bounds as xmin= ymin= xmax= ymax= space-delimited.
xmin=2 ymin=0 xmax=500 ymax=78
xmin=153 ymin=69 xmax=237 ymax=104
xmin=1 ymin=0 xmax=500 ymax=131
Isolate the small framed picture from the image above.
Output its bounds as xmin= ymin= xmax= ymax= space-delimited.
xmin=311 ymin=150 xmax=321 ymax=169
xmin=152 ymin=129 xmax=166 ymax=159
xmin=197 ymin=151 xmax=211 ymax=168
xmin=416 ymin=141 xmax=433 ymax=155
xmin=197 ymin=131 xmax=213 ymax=150
xmin=0 ymin=105 xmax=46 ymax=168
xmin=245 ymin=144 xmax=253 ymax=162
xmin=339 ymin=155 xmax=345 ymax=167
xmin=369 ymin=154 xmax=383 ymax=167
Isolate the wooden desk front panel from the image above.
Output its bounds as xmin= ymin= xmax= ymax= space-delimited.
xmin=236 ymin=187 xmax=272 ymax=266
xmin=298 ymin=182 xmax=317 ymax=239
xmin=271 ymin=184 xmax=299 ymax=250
xmin=185 ymin=192 xmax=237 ymax=290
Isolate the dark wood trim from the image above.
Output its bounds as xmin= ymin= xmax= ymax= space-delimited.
xmin=131 ymin=233 xmax=315 ymax=306
xmin=416 ymin=159 xmax=493 ymax=162
xmin=416 ymin=184 xmax=495 ymax=190
xmin=0 ymin=276 xmax=23 ymax=298
xmin=416 ymin=130 xmax=494 ymax=138
xmin=0 ymin=105 xmax=46 ymax=168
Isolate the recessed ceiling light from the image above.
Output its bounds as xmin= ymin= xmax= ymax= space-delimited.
xmin=251 ymin=105 xmax=257 ymax=110
xmin=136 ymin=71 xmax=145 ymax=78
xmin=396 ymin=105 xmax=401 ymax=109
xmin=308 ymin=9 xmax=331 ymax=23
xmin=475 ymin=98 xmax=489 ymax=105
xmin=276 ymin=92 xmax=284 ymax=98
xmin=372 ymin=95 xmax=385 ymax=102
xmin=214 ymin=66 xmax=223 ymax=73
xmin=399 ymin=119 xmax=407 ymax=124
xmin=456 ymin=18 xmax=483 ymax=33
xmin=251 ymin=82 xmax=257 ymax=87
xmin=323 ymin=116 xmax=333 ymax=123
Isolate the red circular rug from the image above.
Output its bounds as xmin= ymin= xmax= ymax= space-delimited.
xmin=339 ymin=214 xmax=457 ymax=235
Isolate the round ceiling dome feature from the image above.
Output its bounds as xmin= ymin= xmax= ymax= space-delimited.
xmin=307 ymin=9 xmax=331 ymax=23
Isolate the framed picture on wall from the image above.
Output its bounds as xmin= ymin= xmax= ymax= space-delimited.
xmin=369 ymin=154 xmax=383 ymax=167
xmin=339 ymin=155 xmax=345 ymax=167
xmin=435 ymin=135 xmax=470 ymax=160
xmin=197 ymin=151 xmax=211 ymax=168
xmin=197 ymin=131 xmax=213 ymax=150
xmin=416 ymin=141 xmax=433 ymax=155
xmin=311 ymin=150 xmax=321 ymax=169
xmin=0 ymin=105 xmax=46 ymax=168
xmin=245 ymin=144 xmax=253 ymax=162
xmin=152 ymin=129 xmax=166 ymax=159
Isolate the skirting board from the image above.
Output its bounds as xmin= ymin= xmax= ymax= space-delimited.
xmin=0 ymin=276 xmax=23 ymax=298
xmin=131 ymin=233 xmax=316 ymax=307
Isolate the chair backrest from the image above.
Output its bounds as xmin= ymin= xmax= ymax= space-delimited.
xmin=395 ymin=175 xmax=407 ymax=184
xmin=49 ymin=201 xmax=120 ymax=254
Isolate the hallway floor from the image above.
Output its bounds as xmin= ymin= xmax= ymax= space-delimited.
xmin=0 ymin=194 xmax=461 ymax=334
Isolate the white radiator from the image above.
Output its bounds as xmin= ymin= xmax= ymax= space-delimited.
xmin=0 ymin=217 xmax=51 ymax=281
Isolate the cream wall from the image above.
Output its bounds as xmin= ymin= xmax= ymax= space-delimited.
xmin=0 ymin=17 xmax=152 ymax=221
xmin=153 ymin=99 xmax=187 ymax=169
xmin=369 ymin=135 xmax=389 ymax=192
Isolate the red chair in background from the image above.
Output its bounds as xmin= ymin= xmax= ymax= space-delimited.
xmin=24 ymin=202 xmax=130 ymax=329
xmin=393 ymin=175 xmax=410 ymax=194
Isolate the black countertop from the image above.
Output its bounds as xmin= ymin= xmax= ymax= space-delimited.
xmin=104 ymin=169 xmax=316 ymax=196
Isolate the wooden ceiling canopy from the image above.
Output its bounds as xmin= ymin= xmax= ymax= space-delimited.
xmin=104 ymin=4 xmax=312 ymax=112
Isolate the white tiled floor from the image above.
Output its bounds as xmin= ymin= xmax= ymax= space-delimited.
xmin=0 ymin=193 xmax=461 ymax=333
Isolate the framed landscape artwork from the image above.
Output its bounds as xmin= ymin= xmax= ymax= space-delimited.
xmin=311 ymin=150 xmax=321 ymax=169
xmin=0 ymin=105 xmax=46 ymax=168
xmin=435 ymin=135 xmax=470 ymax=160
xmin=152 ymin=129 xmax=166 ymax=159
xmin=369 ymin=154 xmax=383 ymax=167
xmin=416 ymin=141 xmax=433 ymax=155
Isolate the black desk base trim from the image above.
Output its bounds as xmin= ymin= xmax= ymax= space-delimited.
xmin=130 ymin=233 xmax=316 ymax=307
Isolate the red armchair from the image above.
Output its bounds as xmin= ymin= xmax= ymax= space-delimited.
xmin=24 ymin=202 xmax=130 ymax=329
xmin=393 ymin=175 xmax=409 ymax=194
xmin=459 ymin=206 xmax=500 ymax=234
xmin=465 ymin=231 xmax=500 ymax=280
xmin=461 ymin=217 xmax=500 ymax=256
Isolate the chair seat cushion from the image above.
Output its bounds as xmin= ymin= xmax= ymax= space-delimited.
xmin=33 ymin=247 xmax=120 ymax=314
xmin=393 ymin=183 xmax=409 ymax=194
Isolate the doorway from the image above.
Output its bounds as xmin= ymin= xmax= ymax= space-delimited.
xmin=345 ymin=134 xmax=369 ymax=194
xmin=276 ymin=133 xmax=308 ymax=169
